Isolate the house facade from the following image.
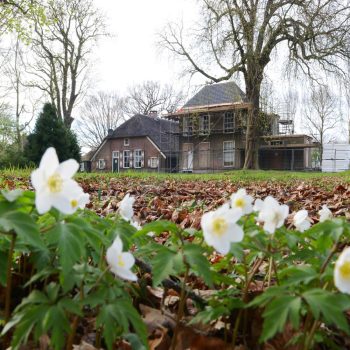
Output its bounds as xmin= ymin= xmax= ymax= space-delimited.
xmin=90 ymin=114 xmax=178 ymax=172
xmin=166 ymin=81 xmax=315 ymax=172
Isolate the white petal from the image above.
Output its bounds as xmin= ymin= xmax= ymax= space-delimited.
xmin=52 ymin=194 xmax=73 ymax=214
xmin=213 ymin=239 xmax=231 ymax=255
xmin=121 ymin=252 xmax=135 ymax=269
xmin=263 ymin=221 xmax=276 ymax=234
xmin=228 ymin=223 xmax=244 ymax=243
xmin=39 ymin=148 xmax=59 ymax=176
xmin=112 ymin=236 xmax=123 ymax=252
xmin=31 ymin=169 xmax=45 ymax=190
xmin=35 ymin=193 xmax=52 ymax=214
xmin=78 ymin=193 xmax=90 ymax=208
xmin=253 ymin=198 xmax=264 ymax=212
xmin=57 ymin=159 xmax=79 ymax=179
xmin=112 ymin=267 xmax=138 ymax=281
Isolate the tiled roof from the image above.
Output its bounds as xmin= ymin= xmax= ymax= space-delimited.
xmin=183 ymin=81 xmax=246 ymax=108
xmin=109 ymin=114 xmax=179 ymax=152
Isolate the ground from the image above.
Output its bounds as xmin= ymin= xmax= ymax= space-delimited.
xmin=1 ymin=169 xmax=350 ymax=349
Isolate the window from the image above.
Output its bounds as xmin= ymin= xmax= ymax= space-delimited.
xmin=134 ymin=149 xmax=143 ymax=168
xmin=98 ymin=159 xmax=106 ymax=169
xmin=123 ymin=150 xmax=130 ymax=168
xmin=149 ymin=157 xmax=159 ymax=168
xmin=124 ymin=138 xmax=129 ymax=146
xmin=199 ymin=142 xmax=210 ymax=168
xmin=223 ymin=141 xmax=235 ymax=167
xmin=224 ymin=112 xmax=235 ymax=133
xmin=112 ymin=151 xmax=119 ymax=158
xmin=183 ymin=117 xmax=193 ymax=136
xmin=199 ymin=115 xmax=210 ymax=134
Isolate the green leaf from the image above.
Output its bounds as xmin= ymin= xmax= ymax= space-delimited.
xmin=151 ymin=246 xmax=183 ymax=287
xmin=133 ymin=220 xmax=179 ymax=238
xmin=303 ymin=289 xmax=350 ymax=334
xmin=190 ymin=305 xmax=229 ymax=325
xmin=183 ymin=244 xmax=213 ymax=287
xmin=260 ymin=295 xmax=301 ymax=342
xmin=48 ymin=223 xmax=85 ymax=278
xmin=279 ymin=265 xmax=318 ymax=286
xmin=0 ymin=211 xmax=46 ymax=250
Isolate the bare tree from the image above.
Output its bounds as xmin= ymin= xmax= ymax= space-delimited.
xmin=124 ymin=81 xmax=185 ymax=116
xmin=303 ymin=85 xmax=339 ymax=166
xmin=159 ymin=0 xmax=350 ymax=168
xmin=27 ymin=0 xmax=107 ymax=128
xmin=76 ymin=91 xmax=126 ymax=149
xmin=2 ymin=37 xmax=37 ymax=150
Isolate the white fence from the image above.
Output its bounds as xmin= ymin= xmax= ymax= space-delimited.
xmin=322 ymin=144 xmax=350 ymax=172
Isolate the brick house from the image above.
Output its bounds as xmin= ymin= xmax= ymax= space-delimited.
xmin=90 ymin=114 xmax=178 ymax=172
xmin=165 ymin=81 xmax=315 ymax=172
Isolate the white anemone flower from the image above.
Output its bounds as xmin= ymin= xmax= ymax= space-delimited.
xmin=201 ymin=203 xmax=244 ymax=255
xmin=119 ymin=193 xmax=135 ymax=221
xmin=334 ymin=247 xmax=350 ymax=294
xmin=31 ymin=147 xmax=83 ymax=214
xmin=64 ymin=187 xmax=90 ymax=215
xmin=318 ymin=205 xmax=333 ymax=222
xmin=256 ymin=196 xmax=289 ymax=234
xmin=230 ymin=189 xmax=254 ymax=214
xmin=253 ymin=198 xmax=264 ymax=212
xmin=106 ymin=236 xmax=137 ymax=281
xmin=293 ymin=209 xmax=311 ymax=232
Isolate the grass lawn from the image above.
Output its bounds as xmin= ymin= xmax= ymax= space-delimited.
xmin=0 ymin=168 xmax=349 ymax=189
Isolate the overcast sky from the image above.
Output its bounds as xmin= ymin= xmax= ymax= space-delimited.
xmin=94 ymin=0 xmax=202 ymax=95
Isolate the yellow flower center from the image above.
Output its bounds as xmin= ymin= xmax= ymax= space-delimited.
xmin=70 ymin=199 xmax=78 ymax=208
xmin=47 ymin=174 xmax=63 ymax=193
xmin=117 ymin=255 xmax=125 ymax=267
xmin=339 ymin=261 xmax=350 ymax=279
xmin=212 ymin=217 xmax=228 ymax=236
xmin=235 ymin=198 xmax=245 ymax=208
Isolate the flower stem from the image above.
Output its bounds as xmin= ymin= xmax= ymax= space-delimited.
xmin=5 ymin=232 xmax=16 ymax=324
xmin=170 ymin=262 xmax=189 ymax=350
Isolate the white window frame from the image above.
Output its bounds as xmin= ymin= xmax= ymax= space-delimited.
xmin=123 ymin=150 xmax=130 ymax=168
xmin=124 ymin=138 xmax=129 ymax=146
xmin=149 ymin=157 xmax=159 ymax=168
xmin=134 ymin=149 xmax=142 ymax=168
xmin=224 ymin=111 xmax=235 ymax=133
xmin=223 ymin=141 xmax=235 ymax=167
xmin=112 ymin=151 xmax=119 ymax=158
xmin=183 ymin=117 xmax=193 ymax=136
xmin=199 ymin=115 xmax=210 ymax=135
xmin=98 ymin=159 xmax=106 ymax=169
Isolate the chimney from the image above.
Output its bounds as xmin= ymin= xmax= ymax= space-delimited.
xmin=107 ymin=129 xmax=113 ymax=136
xmin=148 ymin=110 xmax=158 ymax=118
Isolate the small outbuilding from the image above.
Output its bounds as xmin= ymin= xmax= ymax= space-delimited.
xmin=322 ymin=144 xmax=350 ymax=172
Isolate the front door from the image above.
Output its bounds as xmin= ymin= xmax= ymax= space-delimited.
xmin=182 ymin=143 xmax=193 ymax=172
xmin=112 ymin=151 xmax=119 ymax=172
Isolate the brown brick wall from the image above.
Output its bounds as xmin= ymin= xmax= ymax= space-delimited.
xmin=91 ymin=137 xmax=164 ymax=172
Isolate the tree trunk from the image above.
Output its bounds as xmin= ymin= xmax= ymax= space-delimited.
xmin=243 ymin=78 xmax=261 ymax=169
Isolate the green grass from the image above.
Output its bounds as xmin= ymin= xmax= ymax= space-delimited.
xmin=0 ymin=168 xmax=348 ymax=189
xmin=76 ymin=169 xmax=349 ymax=187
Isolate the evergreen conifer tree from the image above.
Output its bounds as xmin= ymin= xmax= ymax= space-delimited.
xmin=25 ymin=103 xmax=81 ymax=164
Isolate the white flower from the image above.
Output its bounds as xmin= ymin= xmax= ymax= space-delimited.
xmin=201 ymin=203 xmax=244 ymax=255
xmin=334 ymin=247 xmax=350 ymax=294
xmin=131 ymin=220 xmax=141 ymax=231
xmin=106 ymin=236 xmax=137 ymax=281
xmin=119 ymin=194 xmax=135 ymax=221
xmin=230 ymin=189 xmax=254 ymax=215
xmin=31 ymin=147 xmax=84 ymax=214
xmin=293 ymin=210 xmax=311 ymax=232
xmin=1 ymin=189 xmax=23 ymax=202
xmin=64 ymin=187 xmax=90 ymax=215
xmin=318 ymin=205 xmax=333 ymax=222
xmin=256 ymin=196 xmax=289 ymax=234
xmin=253 ymin=198 xmax=264 ymax=212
